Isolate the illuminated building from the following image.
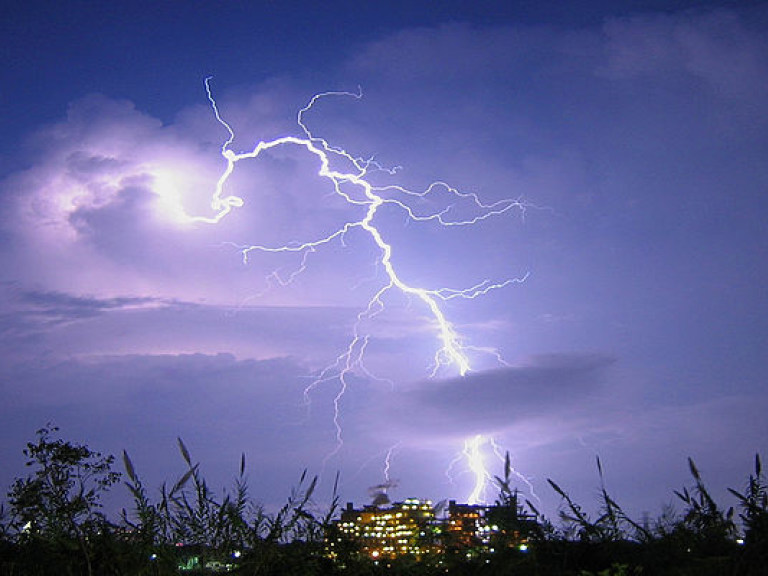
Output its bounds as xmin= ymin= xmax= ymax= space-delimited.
xmin=445 ymin=501 xmax=492 ymax=550
xmin=326 ymin=495 xmax=538 ymax=561
xmin=444 ymin=499 xmax=536 ymax=557
xmin=328 ymin=498 xmax=441 ymax=560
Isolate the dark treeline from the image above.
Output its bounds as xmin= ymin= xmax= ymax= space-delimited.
xmin=1 ymin=425 xmax=766 ymax=575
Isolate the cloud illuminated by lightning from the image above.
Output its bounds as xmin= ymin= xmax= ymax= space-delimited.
xmin=190 ymin=78 xmax=527 ymax=455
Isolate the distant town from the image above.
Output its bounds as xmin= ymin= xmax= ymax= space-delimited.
xmin=325 ymin=494 xmax=537 ymax=563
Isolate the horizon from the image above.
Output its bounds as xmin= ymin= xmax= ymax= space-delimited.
xmin=2 ymin=423 xmax=762 ymax=530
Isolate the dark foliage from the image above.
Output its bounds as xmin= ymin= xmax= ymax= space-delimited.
xmin=2 ymin=427 xmax=767 ymax=575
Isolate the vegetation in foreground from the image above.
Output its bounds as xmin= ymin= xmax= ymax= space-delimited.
xmin=0 ymin=424 xmax=766 ymax=575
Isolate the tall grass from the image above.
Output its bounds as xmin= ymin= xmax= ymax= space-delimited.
xmin=2 ymin=427 xmax=766 ymax=575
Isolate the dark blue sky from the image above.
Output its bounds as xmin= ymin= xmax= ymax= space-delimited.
xmin=1 ymin=0 xmax=766 ymax=521
xmin=1 ymin=0 xmax=740 ymax=159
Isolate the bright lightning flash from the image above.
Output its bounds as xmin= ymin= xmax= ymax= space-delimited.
xmin=448 ymin=435 xmax=540 ymax=506
xmin=464 ymin=435 xmax=497 ymax=505
xmin=193 ymin=78 xmax=527 ymax=453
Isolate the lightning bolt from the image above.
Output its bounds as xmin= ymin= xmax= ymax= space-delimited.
xmin=444 ymin=435 xmax=495 ymax=504
xmin=447 ymin=435 xmax=539 ymax=506
xmin=463 ymin=434 xmax=499 ymax=505
xmin=192 ymin=78 xmax=527 ymax=456
xmin=383 ymin=443 xmax=399 ymax=485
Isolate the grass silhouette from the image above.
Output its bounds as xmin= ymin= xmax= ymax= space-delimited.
xmin=1 ymin=426 xmax=766 ymax=575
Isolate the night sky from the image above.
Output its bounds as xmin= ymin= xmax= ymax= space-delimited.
xmin=1 ymin=1 xmax=767 ymax=521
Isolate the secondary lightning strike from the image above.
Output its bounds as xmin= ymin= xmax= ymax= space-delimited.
xmin=446 ymin=435 xmax=539 ymax=506
xmin=445 ymin=435 xmax=512 ymax=505
xmin=444 ymin=435 xmax=494 ymax=505
xmin=464 ymin=435 xmax=497 ymax=505
xmin=195 ymin=78 xmax=526 ymax=453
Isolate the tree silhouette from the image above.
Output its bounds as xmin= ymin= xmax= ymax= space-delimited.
xmin=7 ymin=424 xmax=120 ymax=576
